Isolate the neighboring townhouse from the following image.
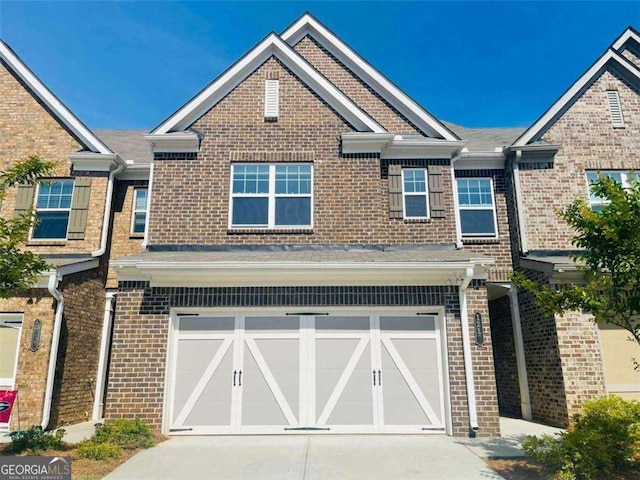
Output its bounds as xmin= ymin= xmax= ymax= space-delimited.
xmin=107 ymin=13 xmax=505 ymax=437
xmin=0 ymin=40 xmax=123 ymax=432
xmin=489 ymin=27 xmax=640 ymax=427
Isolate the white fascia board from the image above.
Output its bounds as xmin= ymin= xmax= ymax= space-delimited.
xmin=117 ymin=163 xmax=151 ymax=181
xmin=341 ymin=132 xmax=465 ymax=158
xmin=612 ymin=27 xmax=640 ymax=52
xmin=152 ymin=33 xmax=384 ymax=135
xmin=341 ymin=132 xmax=395 ymax=153
xmin=0 ymin=41 xmax=112 ymax=155
xmin=513 ymin=49 xmax=640 ymax=147
xmin=144 ymin=132 xmax=201 ymax=153
xmin=112 ymin=259 xmax=493 ymax=287
xmin=66 ymin=152 xmax=120 ymax=172
xmin=281 ymin=14 xmax=459 ymax=141
xmin=454 ymin=152 xmax=505 ymax=170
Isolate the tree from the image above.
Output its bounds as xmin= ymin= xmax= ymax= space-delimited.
xmin=513 ymin=174 xmax=640 ymax=349
xmin=0 ymin=156 xmax=56 ymax=297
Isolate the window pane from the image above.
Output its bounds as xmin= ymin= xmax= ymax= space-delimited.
xmin=457 ymin=179 xmax=493 ymax=207
xmin=232 ymin=165 xmax=269 ymax=194
xmin=275 ymin=165 xmax=312 ymax=194
xmin=403 ymin=169 xmax=426 ymax=194
xmin=33 ymin=211 xmax=70 ymax=239
xmin=275 ymin=197 xmax=311 ymax=226
xmin=133 ymin=212 xmax=146 ymax=233
xmin=405 ymin=194 xmax=428 ymax=217
xmin=461 ymin=210 xmax=496 ymax=236
xmin=135 ymin=189 xmax=148 ymax=210
xmin=232 ymin=197 xmax=268 ymax=226
xmin=36 ymin=180 xmax=74 ymax=209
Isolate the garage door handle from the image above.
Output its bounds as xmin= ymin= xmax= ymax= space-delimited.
xmin=238 ymin=370 xmax=242 ymax=386
xmin=372 ymin=370 xmax=376 ymax=386
xmin=233 ymin=370 xmax=237 ymax=386
xmin=378 ymin=370 xmax=382 ymax=386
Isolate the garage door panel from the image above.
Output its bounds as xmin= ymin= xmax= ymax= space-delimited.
xmin=172 ymin=339 xmax=223 ymax=409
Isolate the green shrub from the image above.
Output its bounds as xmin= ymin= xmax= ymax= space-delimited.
xmin=92 ymin=418 xmax=155 ymax=450
xmin=76 ymin=440 xmax=123 ymax=460
xmin=523 ymin=395 xmax=640 ymax=479
xmin=3 ymin=426 xmax=65 ymax=455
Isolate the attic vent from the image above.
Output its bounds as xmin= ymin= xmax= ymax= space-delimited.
xmin=264 ymin=80 xmax=279 ymax=120
xmin=606 ymin=90 xmax=625 ymax=127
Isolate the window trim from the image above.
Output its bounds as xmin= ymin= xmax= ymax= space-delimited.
xmin=29 ymin=179 xmax=74 ymax=241
xmin=401 ymin=168 xmax=430 ymax=220
xmin=586 ymin=170 xmax=639 ymax=210
xmin=456 ymin=177 xmax=499 ymax=239
xmin=0 ymin=314 xmax=23 ymax=390
xmin=131 ymin=187 xmax=149 ymax=235
xmin=228 ymin=163 xmax=314 ymax=230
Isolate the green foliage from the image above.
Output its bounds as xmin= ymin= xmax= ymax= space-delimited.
xmin=513 ymin=174 xmax=640 ymax=348
xmin=3 ymin=426 xmax=65 ymax=455
xmin=76 ymin=440 xmax=123 ymax=460
xmin=523 ymin=395 xmax=640 ymax=479
xmin=92 ymin=418 xmax=155 ymax=450
xmin=0 ymin=156 xmax=56 ymax=298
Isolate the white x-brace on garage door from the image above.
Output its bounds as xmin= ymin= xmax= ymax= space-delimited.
xmin=167 ymin=311 xmax=449 ymax=435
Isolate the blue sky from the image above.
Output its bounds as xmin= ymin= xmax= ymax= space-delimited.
xmin=0 ymin=1 xmax=638 ymax=129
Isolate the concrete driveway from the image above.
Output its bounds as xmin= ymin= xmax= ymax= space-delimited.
xmin=105 ymin=435 xmax=504 ymax=480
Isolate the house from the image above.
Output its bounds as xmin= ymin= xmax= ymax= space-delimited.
xmin=106 ymin=13 xmax=506 ymax=437
xmin=488 ymin=27 xmax=640 ymax=427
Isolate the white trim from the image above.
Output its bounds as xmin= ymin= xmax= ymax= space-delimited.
xmin=341 ymin=132 xmax=465 ymax=158
xmin=606 ymin=383 xmax=640 ymax=393
xmin=513 ymin=49 xmax=640 ymax=147
xmin=281 ymin=14 xmax=459 ymax=140
xmin=42 ymin=273 xmax=63 ymax=429
xmin=0 ymin=314 xmax=24 ymax=390
xmin=454 ymin=151 xmax=506 ymax=171
xmin=142 ymin=163 xmax=154 ymax=248
xmin=401 ymin=168 xmax=430 ymax=220
xmin=92 ymin=292 xmax=116 ymax=420
xmin=459 ymin=268 xmax=479 ymax=433
xmin=30 ymin=179 xmax=74 ymax=241
xmin=508 ymin=288 xmax=532 ymax=420
xmin=456 ymin=177 xmax=499 ymax=239
xmin=66 ymin=152 xmax=120 ymax=172
xmin=144 ymin=132 xmax=201 ymax=153
xmin=152 ymin=34 xmax=384 ymax=135
xmin=611 ymin=27 xmax=640 ymax=52
xmin=116 ymin=164 xmax=151 ymax=181
xmin=131 ymin=187 xmax=149 ymax=235
xmin=0 ymin=40 xmax=112 ymax=154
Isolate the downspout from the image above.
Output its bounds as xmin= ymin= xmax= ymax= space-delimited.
xmin=92 ymin=161 xmax=124 ymax=257
xmin=459 ymin=266 xmax=479 ymax=434
xmin=512 ymin=150 xmax=529 ymax=254
xmin=509 ymin=287 xmax=532 ymax=420
xmin=42 ymin=273 xmax=64 ymax=430
xmin=450 ymin=153 xmax=463 ymax=249
xmin=92 ymin=291 xmax=117 ymax=420
xmin=141 ymin=162 xmax=153 ymax=249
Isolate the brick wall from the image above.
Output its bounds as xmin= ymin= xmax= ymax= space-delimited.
xmin=518 ymin=68 xmax=640 ymax=251
xmin=488 ymin=295 xmax=521 ymax=417
xmin=293 ymin=35 xmax=422 ymax=135
xmin=50 ymin=262 xmax=107 ymax=426
xmin=0 ymin=292 xmax=55 ymax=429
xmin=0 ymin=60 xmax=109 ymax=255
xmin=456 ymin=169 xmax=513 ymax=282
xmin=107 ymin=180 xmax=147 ymax=288
xmin=621 ymin=48 xmax=640 ymax=70
xmin=148 ymin=57 xmax=458 ymax=246
xmin=106 ymin=282 xmax=500 ymax=437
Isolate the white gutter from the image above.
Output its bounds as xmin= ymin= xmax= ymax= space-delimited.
xmin=512 ymin=150 xmax=529 ymax=254
xmin=92 ymin=162 xmax=125 ymax=257
xmin=42 ymin=273 xmax=64 ymax=430
xmin=141 ymin=162 xmax=153 ymax=249
xmin=509 ymin=287 xmax=532 ymax=420
xmin=92 ymin=291 xmax=117 ymax=420
xmin=450 ymin=153 xmax=464 ymax=249
xmin=459 ymin=267 xmax=479 ymax=433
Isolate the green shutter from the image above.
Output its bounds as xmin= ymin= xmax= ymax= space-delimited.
xmin=388 ymin=164 xmax=404 ymax=219
xmin=13 ymin=184 xmax=35 ymax=218
xmin=428 ymin=165 xmax=445 ymax=218
xmin=67 ymin=177 xmax=92 ymax=240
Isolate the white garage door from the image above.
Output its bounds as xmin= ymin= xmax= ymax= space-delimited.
xmin=167 ymin=312 xmax=448 ymax=435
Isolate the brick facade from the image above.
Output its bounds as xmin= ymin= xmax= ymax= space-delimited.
xmin=106 ymin=282 xmax=500 ymax=437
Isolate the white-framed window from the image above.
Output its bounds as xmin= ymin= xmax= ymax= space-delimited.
xmin=131 ymin=188 xmax=148 ymax=235
xmin=586 ymin=170 xmax=639 ymax=211
xmin=0 ymin=314 xmax=23 ymax=389
xmin=402 ymin=168 xmax=429 ymax=219
xmin=32 ymin=179 xmax=74 ymax=240
xmin=456 ymin=178 xmax=498 ymax=237
xmin=229 ymin=163 xmax=313 ymax=229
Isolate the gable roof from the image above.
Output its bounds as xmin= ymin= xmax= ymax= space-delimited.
xmin=0 ymin=40 xmax=113 ymax=155
xmin=152 ymin=32 xmax=384 ymax=134
xmin=95 ymin=129 xmax=152 ymax=163
xmin=612 ymin=26 xmax=640 ymax=53
xmin=513 ymin=30 xmax=640 ymax=147
xmin=281 ymin=13 xmax=460 ymax=141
